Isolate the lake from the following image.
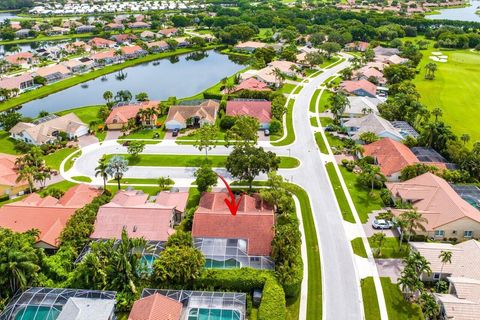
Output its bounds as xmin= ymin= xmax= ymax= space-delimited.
xmin=426 ymin=0 xmax=480 ymax=22
xmin=0 ymin=12 xmax=18 ymax=22
xmin=19 ymin=50 xmax=245 ymax=117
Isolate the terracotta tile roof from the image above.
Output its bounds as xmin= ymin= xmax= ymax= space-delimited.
xmin=387 ymin=173 xmax=480 ymax=231
xmin=128 ymin=293 xmax=182 ymax=320
xmin=268 ymin=60 xmax=299 ymax=74
xmin=226 ymin=100 xmax=272 ymax=123
xmin=112 ymin=34 xmax=138 ymax=43
xmin=340 ymin=79 xmax=377 ymax=97
xmin=5 ymin=52 xmax=34 ymax=65
xmin=355 ymin=66 xmax=384 ymax=79
xmin=363 ymin=138 xmax=418 ymax=176
xmin=146 ymin=41 xmax=168 ymax=49
xmin=91 ymin=190 xmax=175 ymax=241
xmin=0 ymin=185 xmax=101 ymax=248
xmin=235 ymin=41 xmax=267 ymax=49
xmin=35 ymin=64 xmax=71 ymax=78
xmin=231 ymin=78 xmax=271 ymax=93
xmin=155 ymin=191 xmax=189 ymax=213
xmin=158 ymin=28 xmax=178 ymax=36
xmin=165 ymin=101 xmax=219 ymax=126
xmin=128 ymin=21 xmax=150 ymax=28
xmin=0 ymin=153 xmax=26 ymax=188
xmin=121 ymin=45 xmax=145 ymax=55
xmin=192 ymin=192 xmax=274 ymax=256
xmin=0 ymin=73 xmax=34 ymax=90
xmin=90 ymin=49 xmax=116 ymax=60
xmin=105 ymin=101 xmax=159 ymax=125
xmin=88 ymin=37 xmax=116 ymax=47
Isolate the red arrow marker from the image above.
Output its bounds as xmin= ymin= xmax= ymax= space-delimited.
xmin=217 ymin=174 xmax=243 ymax=216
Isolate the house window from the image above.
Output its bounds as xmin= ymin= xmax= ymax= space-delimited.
xmin=434 ymin=230 xmax=445 ymax=237
xmin=464 ymin=231 xmax=473 ymax=238
xmin=433 ymin=273 xmax=441 ymax=280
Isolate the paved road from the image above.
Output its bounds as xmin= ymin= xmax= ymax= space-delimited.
xmin=65 ymin=56 xmax=364 ymax=319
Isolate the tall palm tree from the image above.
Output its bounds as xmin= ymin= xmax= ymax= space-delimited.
xmin=270 ymin=67 xmax=286 ymax=86
xmin=16 ymin=166 xmax=36 ymax=193
xmin=431 ymin=107 xmax=443 ymax=122
xmin=103 ymin=90 xmax=113 ymax=104
xmin=106 ymin=156 xmax=129 ymax=190
xmin=424 ymin=62 xmax=438 ymax=80
xmin=95 ymin=157 xmax=109 ymax=190
xmin=400 ymin=210 xmax=428 ymax=242
xmin=460 ymin=133 xmax=470 ymax=145
xmin=371 ymin=232 xmax=386 ymax=257
xmin=438 ymin=250 xmax=452 ymax=285
xmin=0 ymin=249 xmax=39 ymax=294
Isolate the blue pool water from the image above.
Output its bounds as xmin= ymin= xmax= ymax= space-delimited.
xmin=188 ymin=308 xmax=241 ymax=320
xmin=14 ymin=306 xmax=61 ymax=320
xmin=205 ymin=258 xmax=240 ymax=269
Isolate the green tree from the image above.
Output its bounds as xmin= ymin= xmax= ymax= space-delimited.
xmin=225 ymin=116 xmax=259 ymax=146
xmin=95 ymin=156 xmax=109 ymax=190
xmin=260 ymin=171 xmax=294 ymax=214
xmin=135 ymin=92 xmax=149 ymax=101
xmin=437 ymin=250 xmax=452 ymax=289
xmin=194 ymin=165 xmax=218 ymax=192
xmin=0 ymin=109 xmax=22 ymax=131
xmin=193 ymin=124 xmax=218 ymax=159
xmin=461 ymin=133 xmax=470 ymax=145
xmin=127 ymin=141 xmax=146 ymax=158
xmin=400 ymin=163 xmax=439 ymax=181
xmin=431 ymin=107 xmax=443 ymax=122
xmin=16 ymin=165 xmax=36 ymax=193
xmin=329 ymin=91 xmax=349 ymax=123
xmin=103 ymin=90 xmax=113 ymax=104
xmin=371 ymin=232 xmax=386 ymax=257
xmin=106 ymin=156 xmax=129 ymax=190
xmin=320 ymin=42 xmax=342 ymax=59
xmin=359 ymin=131 xmax=379 ymax=144
xmin=399 ymin=210 xmax=428 ymax=242
xmin=424 ymin=62 xmax=438 ymax=80
xmin=419 ymin=291 xmax=440 ymax=320
xmin=226 ymin=145 xmax=279 ymax=190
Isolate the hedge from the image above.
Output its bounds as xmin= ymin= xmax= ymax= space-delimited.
xmin=258 ymin=277 xmax=287 ymax=320
xmin=203 ymin=91 xmax=224 ymax=100
xmin=282 ymin=253 xmax=304 ymax=297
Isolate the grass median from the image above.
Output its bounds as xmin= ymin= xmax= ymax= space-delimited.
xmin=361 ymin=277 xmax=381 ymax=320
xmin=271 ymin=99 xmax=295 ymax=146
xmin=325 ymin=162 xmax=355 ymax=223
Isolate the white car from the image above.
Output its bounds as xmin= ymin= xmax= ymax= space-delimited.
xmin=372 ymin=219 xmax=393 ymax=230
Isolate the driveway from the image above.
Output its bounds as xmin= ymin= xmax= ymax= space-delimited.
xmin=364 ymin=212 xmax=398 ymax=238
xmin=105 ymin=130 xmax=122 ymax=141
xmin=376 ymin=259 xmax=404 ymax=283
xmin=78 ymin=134 xmax=99 ymax=147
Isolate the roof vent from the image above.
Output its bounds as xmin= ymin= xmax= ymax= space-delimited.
xmin=133 ymin=225 xmax=137 ymax=232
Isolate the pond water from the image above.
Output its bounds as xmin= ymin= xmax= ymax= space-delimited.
xmin=426 ymin=0 xmax=480 ymax=22
xmin=19 ymin=50 xmax=245 ymax=117
xmin=0 ymin=12 xmax=19 ymax=22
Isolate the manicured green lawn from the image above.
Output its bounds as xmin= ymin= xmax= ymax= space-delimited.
xmin=414 ymin=48 xmax=480 ymax=146
xmin=278 ymin=83 xmax=298 ymax=95
xmin=176 ymin=129 xmax=225 ymax=141
xmin=293 ymin=86 xmax=303 ymax=94
xmin=271 ymin=99 xmax=295 ymax=146
xmin=310 ymin=117 xmax=318 ymax=127
xmin=369 ymin=237 xmax=409 ymax=259
xmin=119 ymin=127 xmax=166 ymax=140
xmin=339 ymin=167 xmax=383 ymax=223
xmin=325 ymin=163 xmax=355 ymax=223
xmin=0 ymin=46 xmax=221 ymax=111
xmin=286 ymin=293 xmax=300 ymax=320
xmin=43 ymin=147 xmax=79 ymax=170
xmin=318 ymin=90 xmax=332 ymax=112
xmin=319 ymin=57 xmax=339 ymax=68
xmin=106 ymin=154 xmax=300 ymax=169
xmin=0 ymin=130 xmax=20 ymax=155
xmin=315 ymin=132 xmax=328 ymax=154
xmin=351 ymin=237 xmax=367 ymax=258
xmin=106 ymin=184 xmax=159 ymax=196
xmin=56 ymin=105 xmax=103 ymax=124
xmin=309 ymin=89 xmax=321 ymax=112
xmin=361 ymin=277 xmax=381 ymax=320
xmin=381 ymin=277 xmax=423 ymax=320
xmin=108 ymin=178 xmax=163 ymax=185
xmin=71 ymin=176 xmax=92 ymax=183
xmin=39 ymin=180 xmax=77 ymax=196
xmin=286 ymin=184 xmax=322 ymax=320
xmin=63 ymin=150 xmax=81 ymax=172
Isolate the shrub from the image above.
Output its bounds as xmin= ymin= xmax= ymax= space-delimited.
xmin=219 ymin=116 xmax=236 ymax=130
xmin=269 ymin=120 xmax=282 ymax=134
xmin=258 ymin=277 xmax=286 ymax=320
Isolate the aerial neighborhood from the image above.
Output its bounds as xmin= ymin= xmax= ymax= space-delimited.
xmin=0 ymin=0 xmax=479 ymax=320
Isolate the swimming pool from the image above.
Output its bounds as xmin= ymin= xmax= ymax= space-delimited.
xmin=205 ymin=258 xmax=240 ymax=269
xmin=14 ymin=306 xmax=61 ymax=320
xmin=188 ymin=308 xmax=242 ymax=320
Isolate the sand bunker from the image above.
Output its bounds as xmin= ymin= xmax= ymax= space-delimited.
xmin=431 ymin=52 xmax=443 ymax=56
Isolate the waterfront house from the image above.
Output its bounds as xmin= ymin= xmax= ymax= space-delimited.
xmin=228 ymin=78 xmax=271 ymax=93
xmin=165 ymin=100 xmax=219 ymax=130
xmin=120 ymin=45 xmax=147 ymax=59
xmin=15 ymin=29 xmax=31 ymax=38
xmin=111 ymin=33 xmax=138 ymax=44
xmin=268 ymin=60 xmax=299 ymax=77
xmin=234 ymin=41 xmax=267 ymax=53
xmin=105 ymin=101 xmax=159 ymax=130
xmin=10 ymin=113 xmax=88 ymax=145
xmin=0 ymin=73 xmax=35 ymax=92
xmin=226 ymin=99 xmax=272 ymax=129
xmin=90 ymin=50 xmax=121 ymax=66
xmin=387 ymin=173 xmax=480 ymax=239
xmin=128 ymin=21 xmax=150 ymax=29
xmin=173 ymin=37 xmax=190 ymax=47
xmin=5 ymin=52 xmax=37 ymax=67
xmin=0 ymin=184 xmax=101 ymax=249
xmin=146 ymin=40 xmax=169 ymax=52
xmin=34 ymin=64 xmax=72 ymax=83
xmin=0 ymin=153 xmax=28 ymax=197
xmin=75 ymin=25 xmax=96 ymax=33
xmin=158 ymin=28 xmax=178 ymax=38
xmin=47 ymin=26 xmax=70 ymax=35
xmin=88 ymin=37 xmax=116 ymax=48
xmin=105 ymin=23 xmax=125 ymax=31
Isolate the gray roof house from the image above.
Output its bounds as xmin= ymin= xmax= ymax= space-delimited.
xmin=343 ymin=113 xmax=404 ymax=142
xmin=56 ymin=297 xmax=116 ymax=320
xmin=343 ymin=96 xmax=382 ymax=118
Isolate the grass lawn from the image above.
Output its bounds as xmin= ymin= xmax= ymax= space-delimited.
xmin=310 ymin=117 xmax=318 ymax=127
xmin=278 ymin=83 xmax=298 ymax=95
xmin=71 ymin=176 xmax=92 ymax=183
xmin=119 ymin=127 xmax=166 ymax=140
xmin=381 ymin=277 xmax=423 ymax=320
xmin=369 ymin=237 xmax=409 ymax=259
xmin=351 ymin=237 xmax=367 ymax=258
xmin=339 ymin=167 xmax=383 ymax=223
xmin=39 ymin=180 xmax=77 ymax=196
xmin=325 ymin=58 xmax=344 ymax=69
xmin=106 ymin=154 xmax=299 ymax=168
xmin=0 ymin=46 xmax=221 ymax=111
xmin=43 ymin=147 xmax=79 ymax=170
xmin=63 ymin=150 xmax=81 ymax=172
xmin=286 ymin=184 xmax=322 ymax=320
xmin=315 ymin=132 xmax=328 ymax=154
xmin=96 ymin=131 xmax=107 ymax=142
xmin=413 ymin=48 xmax=480 ymax=146
xmin=56 ymin=105 xmax=103 ymax=124
xmin=293 ymin=86 xmax=303 ymax=94
xmin=106 ymin=184 xmax=159 ymax=196
xmin=309 ymin=89 xmax=321 ymax=113
xmin=286 ymin=293 xmax=300 ymax=320
xmin=361 ymin=277 xmax=381 ymax=320
xmin=0 ymin=130 xmax=20 ymax=155
xmin=318 ymin=90 xmax=332 ymax=112
xmin=319 ymin=57 xmax=339 ymax=68
xmin=271 ymin=99 xmax=295 ymax=146
xmin=325 ymin=162 xmax=355 ymax=223
xmin=108 ymin=178 xmax=164 ymax=185
xmin=176 ymin=129 xmax=225 ymax=141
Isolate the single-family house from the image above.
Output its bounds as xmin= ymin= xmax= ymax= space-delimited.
xmin=34 ymin=64 xmax=72 ymax=83
xmin=4 ymin=52 xmax=37 ymax=67
xmin=386 ymin=54 xmax=409 ymax=65
xmin=268 ymin=60 xmax=299 ymax=77
xmin=228 ymin=78 xmax=271 ymax=94
xmin=91 ymin=189 xmax=188 ymax=241
xmin=88 ymin=37 xmax=116 ymax=48
xmin=140 ymin=30 xmax=155 ymax=40
xmin=9 ymin=113 xmax=88 ymax=145
xmin=90 ymin=50 xmax=121 ymax=66
xmin=47 ymin=26 xmax=69 ymax=36
xmin=128 ymin=21 xmax=150 ymax=29
xmin=226 ymin=99 xmax=272 ymax=129
xmin=158 ymin=28 xmax=178 ymax=38
xmin=75 ymin=25 xmax=96 ymax=33
xmin=105 ymin=23 xmax=125 ymax=31
xmin=343 ymin=113 xmax=404 ymax=142
xmin=345 ymin=41 xmax=369 ymax=52
xmin=15 ymin=29 xmax=31 ymax=38
xmin=0 ymin=153 xmax=28 ymax=196
xmin=105 ymin=101 xmax=159 ymax=130
xmin=192 ymin=192 xmax=275 ymax=269
xmin=340 ymin=79 xmax=378 ymax=98
xmin=146 ymin=40 xmax=169 ymax=52
xmin=240 ymin=67 xmax=282 ymax=87
xmin=165 ymin=100 xmax=219 ymax=131
xmin=64 ymin=41 xmax=91 ymax=54
xmin=0 ymin=73 xmax=35 ymax=91
xmin=111 ymin=33 xmax=138 ymax=44
xmin=234 ymin=41 xmax=267 ymax=53
xmin=62 ymin=59 xmax=91 ymax=73
xmin=343 ymin=96 xmax=381 ymax=118
xmin=387 ymin=173 xmax=480 ymax=239
xmin=173 ymin=37 xmax=190 ymax=47
xmin=120 ymin=45 xmax=147 ymax=59
xmin=353 ymin=66 xmax=386 ymax=85
xmin=373 ymin=46 xmax=400 ymax=57
xmin=0 ymin=184 xmax=101 ymax=249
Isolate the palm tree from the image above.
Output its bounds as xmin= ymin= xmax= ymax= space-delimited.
xmin=0 ymin=249 xmax=39 ymax=294
xmin=103 ymin=90 xmax=113 ymax=104
xmin=394 ymin=217 xmax=409 ymax=248
xmin=95 ymin=157 xmax=109 ymax=190
xmin=419 ymin=291 xmax=440 ymax=320
xmin=17 ymin=165 xmax=36 ymax=193
xmin=431 ymin=107 xmax=443 ymax=122
xmin=106 ymin=156 xmax=129 ymax=190
xmin=270 ymin=67 xmax=286 ymax=86
xmin=437 ymin=250 xmax=452 ymax=286
xmin=424 ymin=62 xmax=438 ymax=80
xmin=461 ymin=133 xmax=470 ymax=145
xmin=371 ymin=232 xmax=386 ymax=257
xmin=328 ymin=91 xmax=350 ymax=123
xmin=400 ymin=210 xmax=428 ymax=242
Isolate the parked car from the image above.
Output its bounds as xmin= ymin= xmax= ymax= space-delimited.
xmin=372 ymin=219 xmax=393 ymax=230
xmin=264 ymin=129 xmax=270 ymax=136
xmin=172 ymin=128 xmax=179 ymax=137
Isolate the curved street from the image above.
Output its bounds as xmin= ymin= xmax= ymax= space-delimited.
xmin=63 ymin=56 xmax=383 ymax=319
